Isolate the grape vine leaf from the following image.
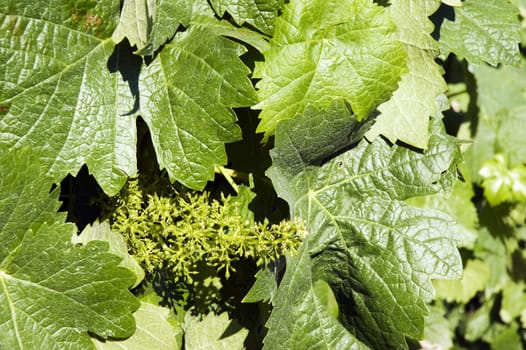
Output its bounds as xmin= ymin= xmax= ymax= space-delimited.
xmin=184 ymin=312 xmax=248 ymax=350
xmin=253 ymin=0 xmax=408 ymax=138
xmin=93 ymin=302 xmax=182 ymax=350
xmin=266 ymin=100 xmax=373 ymax=188
xmin=0 ymin=0 xmax=135 ymax=195
xmin=112 ymin=0 xmax=192 ymax=56
xmin=365 ymin=0 xmax=446 ymax=150
xmin=406 ymin=180 xmax=478 ymax=248
xmin=463 ymin=61 xmax=526 ymax=181
xmin=0 ymin=147 xmax=139 ymax=349
xmin=137 ymin=25 xmax=257 ymax=190
xmin=112 ymin=0 xmax=155 ymax=51
xmin=472 ymin=60 xmax=526 ymax=118
xmin=438 ymin=0 xmax=521 ymax=66
xmin=0 ymin=1 xmax=257 ymax=194
xmin=464 ymin=296 xmax=493 ymax=341
xmin=187 ymin=0 xmax=271 ymax=53
xmin=266 ymin=108 xmax=462 ymax=348
xmin=263 ymin=245 xmax=370 ymax=350
xmin=208 ymin=0 xmax=282 ymax=35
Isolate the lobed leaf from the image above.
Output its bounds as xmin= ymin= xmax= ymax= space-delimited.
xmin=0 ymin=1 xmax=257 ymax=194
xmin=0 ymin=147 xmax=139 ymax=349
xmin=439 ymin=0 xmax=521 ymax=66
xmin=366 ymin=0 xmax=447 ymax=150
xmin=253 ymin=0 xmax=407 ymax=138
xmin=266 ymin=107 xmax=462 ymax=348
xmin=263 ymin=246 xmax=370 ymax=350
xmin=209 ymin=0 xmax=282 ymax=35
xmin=267 ymin=100 xmax=374 ymax=193
xmin=406 ymin=180 xmax=478 ymax=248
xmin=138 ymin=26 xmax=257 ymax=190
xmin=189 ymin=5 xmax=271 ymax=53
xmin=113 ymin=0 xmax=192 ymax=56
xmin=112 ymin=0 xmax=155 ymax=51
xmin=0 ymin=0 xmax=136 ymax=195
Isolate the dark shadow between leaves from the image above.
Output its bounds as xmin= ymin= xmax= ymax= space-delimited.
xmin=372 ymin=0 xmax=391 ymax=7
xmin=107 ymin=39 xmax=142 ymax=115
xmin=394 ymin=138 xmax=425 ymax=154
xmin=57 ymin=165 xmax=105 ymax=232
xmin=430 ymin=3 xmax=455 ymax=41
xmin=225 ymin=108 xmax=290 ymax=223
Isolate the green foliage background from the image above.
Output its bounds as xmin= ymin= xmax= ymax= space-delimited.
xmin=1 ymin=0 xmax=526 ymax=349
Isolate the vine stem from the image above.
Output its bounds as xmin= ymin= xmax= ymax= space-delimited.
xmin=215 ymin=166 xmax=249 ymax=193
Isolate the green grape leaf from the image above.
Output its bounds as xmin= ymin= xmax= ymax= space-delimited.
xmin=138 ymin=25 xmax=257 ymax=190
xmin=93 ymin=302 xmax=183 ymax=350
xmin=112 ymin=0 xmax=155 ymax=50
xmin=72 ymin=220 xmax=145 ymax=289
xmin=263 ymin=246 xmax=370 ymax=350
xmin=266 ymin=110 xmax=462 ymax=348
xmin=189 ymin=0 xmax=271 ymax=53
xmin=463 ymin=61 xmax=526 ymax=181
xmin=472 ymin=59 xmax=526 ymax=117
xmin=406 ymin=180 xmax=478 ymax=248
xmin=184 ymin=312 xmax=248 ymax=350
xmin=433 ymin=259 xmax=490 ymax=303
xmin=0 ymin=147 xmax=139 ymax=349
xmin=366 ymin=0 xmax=446 ymax=150
xmin=267 ymin=100 xmax=374 ymax=193
xmin=0 ymin=2 xmax=257 ymax=194
xmin=0 ymin=0 xmax=135 ymax=195
xmin=208 ymin=0 xmax=282 ymax=35
xmin=439 ymin=0 xmax=521 ymax=66
xmin=113 ymin=0 xmax=192 ymax=56
xmin=253 ymin=0 xmax=407 ymax=138
xmin=462 ymin=111 xmax=502 ymax=183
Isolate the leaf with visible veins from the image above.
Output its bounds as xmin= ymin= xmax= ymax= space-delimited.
xmin=0 ymin=147 xmax=139 ymax=349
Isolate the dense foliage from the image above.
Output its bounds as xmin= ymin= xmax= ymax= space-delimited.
xmin=1 ymin=0 xmax=526 ymax=349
